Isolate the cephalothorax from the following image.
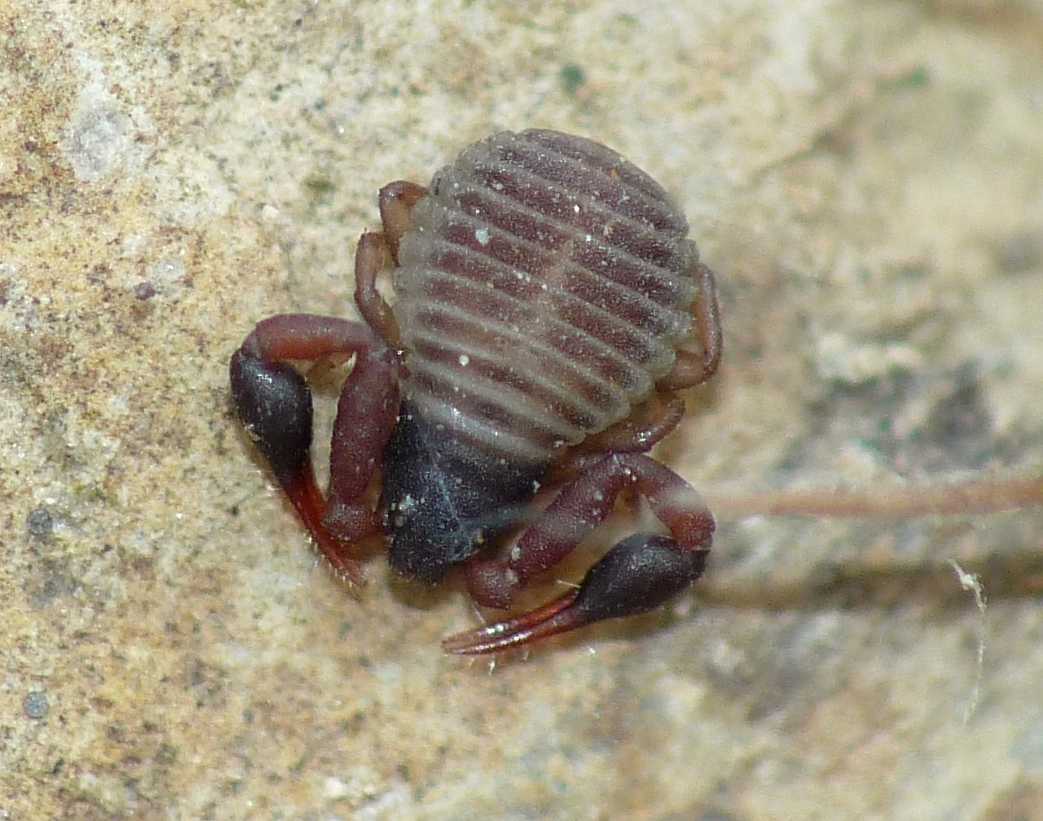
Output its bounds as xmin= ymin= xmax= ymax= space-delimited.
xmin=230 ymin=129 xmax=722 ymax=654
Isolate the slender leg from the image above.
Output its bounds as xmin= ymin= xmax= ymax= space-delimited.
xmin=354 ymin=232 xmax=401 ymax=349
xmin=444 ymin=453 xmax=714 ymax=654
xmin=575 ymin=393 xmax=685 ymax=455
xmin=379 ymin=180 xmax=428 ymax=263
xmin=229 ymin=314 xmax=398 ymax=584
xmin=352 ymin=181 xmax=428 ymax=350
xmin=657 ymin=262 xmax=723 ymax=391
xmin=546 ymin=393 xmax=686 ymax=486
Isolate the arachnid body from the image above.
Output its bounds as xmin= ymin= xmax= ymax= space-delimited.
xmin=230 ymin=129 xmax=722 ymax=654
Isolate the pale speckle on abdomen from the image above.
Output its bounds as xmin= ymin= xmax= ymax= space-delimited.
xmin=393 ymin=129 xmax=700 ymax=463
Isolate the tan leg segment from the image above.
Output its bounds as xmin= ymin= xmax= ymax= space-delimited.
xmin=658 ymin=262 xmax=722 ymax=391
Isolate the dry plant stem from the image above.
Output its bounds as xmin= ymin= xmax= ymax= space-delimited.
xmin=704 ymin=476 xmax=1043 ymax=519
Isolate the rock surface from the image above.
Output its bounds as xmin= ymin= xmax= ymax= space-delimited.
xmin=2 ymin=2 xmax=1042 ymax=818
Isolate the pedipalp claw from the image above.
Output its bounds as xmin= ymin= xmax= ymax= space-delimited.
xmin=230 ymin=346 xmax=367 ymax=586
xmin=441 ymin=590 xmax=582 ymax=655
xmin=443 ymin=533 xmax=708 ymax=655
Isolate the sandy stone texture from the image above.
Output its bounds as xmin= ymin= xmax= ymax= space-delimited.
xmin=2 ymin=1 xmax=1042 ymax=818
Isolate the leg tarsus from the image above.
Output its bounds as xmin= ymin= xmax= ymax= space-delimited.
xmin=444 ymin=533 xmax=707 ymax=655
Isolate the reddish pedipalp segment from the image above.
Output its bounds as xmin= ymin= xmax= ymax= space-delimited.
xmin=516 ymin=454 xmax=712 ymax=587
xmin=394 ymin=130 xmax=703 ymax=462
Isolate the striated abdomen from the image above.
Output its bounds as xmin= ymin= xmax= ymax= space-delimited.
xmin=393 ymin=129 xmax=700 ymax=463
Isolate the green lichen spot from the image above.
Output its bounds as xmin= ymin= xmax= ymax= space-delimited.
xmin=888 ymin=66 xmax=930 ymax=91
xmin=559 ymin=64 xmax=586 ymax=96
xmin=303 ymin=174 xmax=336 ymax=205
